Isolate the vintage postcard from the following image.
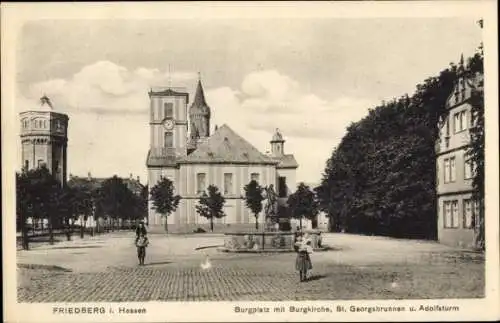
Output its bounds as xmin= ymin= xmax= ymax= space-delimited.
xmin=2 ymin=1 xmax=499 ymax=322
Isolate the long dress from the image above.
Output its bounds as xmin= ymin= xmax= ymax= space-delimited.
xmin=295 ymin=244 xmax=312 ymax=272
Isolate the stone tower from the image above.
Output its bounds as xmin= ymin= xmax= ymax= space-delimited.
xmin=270 ymin=128 xmax=285 ymax=157
xmin=19 ymin=96 xmax=69 ymax=186
xmin=188 ymin=76 xmax=211 ymax=154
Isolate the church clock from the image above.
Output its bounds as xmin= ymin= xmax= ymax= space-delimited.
xmin=163 ymin=119 xmax=175 ymax=130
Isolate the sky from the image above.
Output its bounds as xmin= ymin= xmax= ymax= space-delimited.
xmin=15 ymin=18 xmax=482 ymax=185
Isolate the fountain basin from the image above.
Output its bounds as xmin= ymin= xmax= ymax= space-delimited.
xmin=219 ymin=230 xmax=326 ymax=253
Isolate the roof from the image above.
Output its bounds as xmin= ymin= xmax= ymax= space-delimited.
xmin=181 ymin=124 xmax=278 ymax=165
xmin=445 ymin=56 xmax=484 ymax=109
xmin=189 ymin=79 xmax=210 ymax=116
xmin=273 ymin=154 xmax=299 ymax=169
xmin=38 ymin=96 xmax=53 ymax=112
xmin=148 ymin=87 xmax=189 ymax=100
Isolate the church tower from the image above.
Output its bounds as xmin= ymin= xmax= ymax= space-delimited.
xmin=188 ymin=76 xmax=211 ymax=154
xmin=19 ymin=96 xmax=69 ymax=186
xmin=270 ymin=128 xmax=285 ymax=157
xmin=147 ymin=86 xmax=189 ymax=162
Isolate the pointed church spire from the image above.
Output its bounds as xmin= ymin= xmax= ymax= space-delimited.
xmin=459 ymin=53 xmax=464 ymax=67
xmin=193 ymin=74 xmax=208 ymax=107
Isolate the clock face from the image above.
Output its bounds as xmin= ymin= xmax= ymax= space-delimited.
xmin=163 ymin=119 xmax=175 ymax=130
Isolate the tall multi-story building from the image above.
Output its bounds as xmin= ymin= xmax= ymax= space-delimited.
xmin=436 ymin=56 xmax=483 ymax=248
xmin=146 ymin=77 xmax=299 ymax=232
xmin=19 ymin=96 xmax=69 ymax=186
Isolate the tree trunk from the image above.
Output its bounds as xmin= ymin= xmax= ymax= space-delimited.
xmin=210 ymin=217 xmax=214 ymax=232
xmin=255 ymin=215 xmax=259 ymax=230
xmin=22 ymin=215 xmax=29 ymax=250
xmin=48 ymin=216 xmax=54 ymax=245
xmin=96 ymin=217 xmax=100 ymax=235
xmin=164 ymin=215 xmax=168 ymax=233
xmin=299 ymin=217 xmax=303 ymax=230
xmin=80 ymin=215 xmax=85 ymax=239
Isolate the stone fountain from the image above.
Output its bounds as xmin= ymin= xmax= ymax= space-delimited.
xmin=220 ymin=184 xmax=324 ymax=253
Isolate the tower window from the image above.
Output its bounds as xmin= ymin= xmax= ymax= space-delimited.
xmin=24 ymin=160 xmax=29 ymax=170
xmin=164 ymin=132 xmax=174 ymax=148
xmin=37 ymin=159 xmax=44 ymax=168
xmin=164 ymin=102 xmax=174 ymax=119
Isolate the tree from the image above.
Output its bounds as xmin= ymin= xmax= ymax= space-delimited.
xmin=243 ymin=180 xmax=265 ymax=230
xmin=100 ymin=176 xmax=133 ymax=231
xmin=150 ymin=177 xmax=181 ymax=232
xmin=287 ymin=183 xmax=318 ymax=229
xmin=195 ymin=185 xmax=226 ymax=232
xmin=16 ymin=166 xmax=63 ymax=246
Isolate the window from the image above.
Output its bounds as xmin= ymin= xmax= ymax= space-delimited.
xmin=463 ymin=199 xmax=473 ymax=229
xmin=443 ymin=201 xmax=451 ymax=228
xmin=473 ymin=201 xmax=481 ymax=229
xmin=454 ymin=111 xmax=467 ymax=133
xmin=250 ymin=173 xmax=260 ymax=183
xmin=223 ymin=173 xmax=233 ymax=195
xmin=450 ymin=157 xmax=456 ymax=182
xmin=444 ymin=159 xmax=450 ymax=183
xmin=37 ymin=159 xmax=44 ymax=168
xmin=164 ymin=102 xmax=173 ymax=119
xmin=445 ymin=118 xmax=450 ymax=137
xmin=464 ymin=159 xmax=475 ymax=179
xmin=444 ymin=200 xmax=459 ymax=228
xmin=197 ymin=173 xmax=206 ymax=194
xmin=278 ymin=176 xmax=287 ymax=197
xmin=164 ymin=132 xmax=173 ymax=148
xmin=24 ymin=160 xmax=29 ymax=170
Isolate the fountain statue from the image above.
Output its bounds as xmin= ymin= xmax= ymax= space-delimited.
xmin=263 ymin=184 xmax=278 ymax=231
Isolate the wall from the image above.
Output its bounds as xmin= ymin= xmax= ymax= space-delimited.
xmin=148 ymin=163 xmax=278 ymax=230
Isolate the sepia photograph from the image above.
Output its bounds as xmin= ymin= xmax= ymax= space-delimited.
xmin=2 ymin=1 xmax=498 ymax=322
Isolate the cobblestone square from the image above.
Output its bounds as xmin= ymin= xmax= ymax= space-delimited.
xmin=17 ymin=232 xmax=484 ymax=302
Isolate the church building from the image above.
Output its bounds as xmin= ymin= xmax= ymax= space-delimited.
xmin=146 ymin=78 xmax=298 ymax=232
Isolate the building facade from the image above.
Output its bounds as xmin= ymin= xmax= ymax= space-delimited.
xmin=19 ymin=96 xmax=69 ymax=186
xmin=146 ymin=79 xmax=298 ymax=232
xmin=436 ymin=56 xmax=483 ymax=248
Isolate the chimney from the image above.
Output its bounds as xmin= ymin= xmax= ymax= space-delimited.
xmin=137 ymin=176 xmax=140 ymax=182
xmin=87 ymin=172 xmax=91 ymax=180
xmin=130 ymin=173 xmax=133 ymax=179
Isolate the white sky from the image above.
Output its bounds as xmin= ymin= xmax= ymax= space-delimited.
xmin=15 ymin=18 xmax=482 ymax=184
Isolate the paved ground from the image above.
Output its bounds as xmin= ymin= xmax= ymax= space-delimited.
xmin=17 ymin=232 xmax=484 ymax=302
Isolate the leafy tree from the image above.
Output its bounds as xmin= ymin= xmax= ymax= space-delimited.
xmin=100 ymin=176 xmax=133 ymax=231
xmin=243 ymin=180 xmax=265 ymax=230
xmin=195 ymin=185 xmax=226 ymax=232
xmin=316 ymin=59 xmax=459 ymax=239
xmin=150 ymin=177 xmax=181 ymax=232
xmin=16 ymin=166 xmax=63 ymax=246
xmin=287 ymin=183 xmax=318 ymax=229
